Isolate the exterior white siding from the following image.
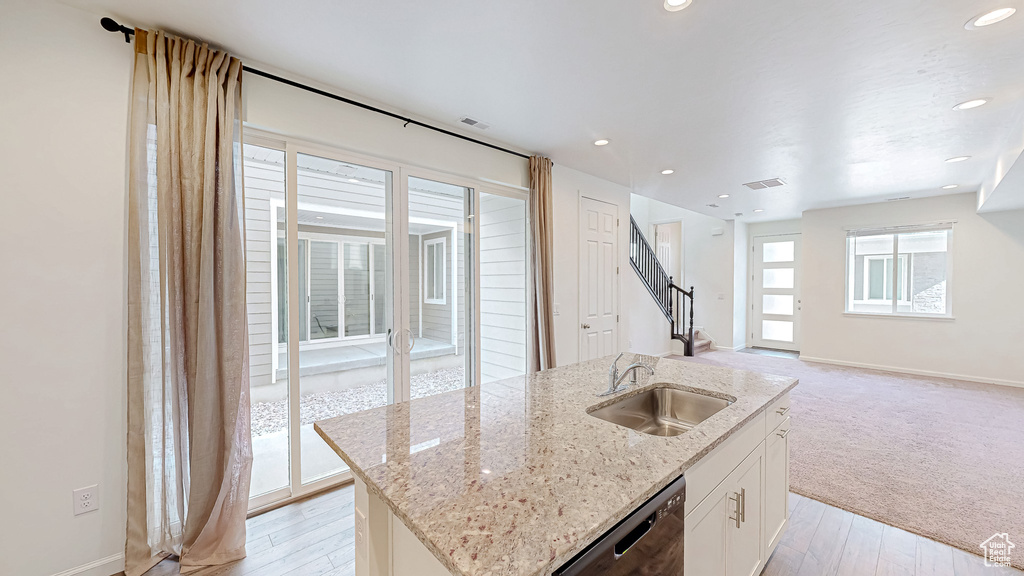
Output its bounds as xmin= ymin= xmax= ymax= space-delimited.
xmin=243 ymin=149 xmax=285 ymax=389
xmin=479 ymin=194 xmax=528 ymax=383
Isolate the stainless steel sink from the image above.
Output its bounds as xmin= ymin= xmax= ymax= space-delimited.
xmin=589 ymin=387 xmax=733 ymax=437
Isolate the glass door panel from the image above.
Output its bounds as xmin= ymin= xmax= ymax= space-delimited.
xmin=343 ymin=243 xmax=371 ymax=338
xmin=296 ymin=152 xmax=394 ymax=484
xmin=242 ymin=142 xmax=290 ymax=501
xmin=478 ymin=191 xmax=529 ymax=384
xmin=407 ymin=176 xmax=470 ymax=399
xmin=373 ymin=243 xmax=386 ymax=335
xmin=309 ymin=241 xmax=339 ymax=339
xmin=298 ymin=239 xmax=308 ymax=341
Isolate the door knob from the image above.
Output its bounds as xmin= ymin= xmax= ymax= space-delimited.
xmin=581 ymin=323 xmax=591 ymax=329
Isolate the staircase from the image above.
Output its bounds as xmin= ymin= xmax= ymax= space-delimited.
xmin=629 ymin=216 xmax=708 ymax=356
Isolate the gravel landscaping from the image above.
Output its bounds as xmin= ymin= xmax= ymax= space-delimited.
xmin=251 ymin=366 xmax=466 ymax=437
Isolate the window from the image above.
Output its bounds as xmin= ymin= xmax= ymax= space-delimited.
xmin=846 ymin=225 xmax=952 ymax=316
xmin=424 ymin=237 xmax=446 ymax=304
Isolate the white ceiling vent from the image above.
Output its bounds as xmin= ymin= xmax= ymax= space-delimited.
xmin=743 ymin=178 xmax=786 ymax=190
xmin=458 ymin=116 xmax=491 ymax=130
xmin=886 ymin=196 xmax=911 ymax=202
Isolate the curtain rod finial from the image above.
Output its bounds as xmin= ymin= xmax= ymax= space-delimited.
xmin=100 ymin=17 xmax=120 ymax=32
xmin=100 ymin=17 xmax=134 ymax=43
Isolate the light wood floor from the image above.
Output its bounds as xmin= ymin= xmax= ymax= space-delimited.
xmin=763 ymin=492 xmax=1023 ymax=576
xmin=143 ymin=485 xmax=356 ymax=576
xmin=142 ymin=487 xmax=1021 ymax=576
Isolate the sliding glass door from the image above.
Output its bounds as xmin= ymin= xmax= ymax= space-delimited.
xmin=405 ymin=176 xmax=471 ymax=400
xmin=295 ymin=150 xmax=398 ymax=484
xmin=242 ymin=132 xmax=530 ymax=509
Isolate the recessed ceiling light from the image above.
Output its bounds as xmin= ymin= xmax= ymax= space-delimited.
xmin=966 ymin=8 xmax=1016 ymax=29
xmin=594 ymin=139 xmax=609 ymax=146
xmin=661 ymin=169 xmax=674 ymax=175
xmin=753 ymin=209 xmax=764 ymax=213
xmin=945 ymin=156 xmax=971 ymax=163
xmin=664 ymin=0 xmax=692 ymax=11
xmin=942 ymin=184 xmax=959 ymax=189
xmin=953 ymin=99 xmax=989 ymax=110
xmin=718 ymin=194 xmax=730 ymax=198
xmin=315 ymin=216 xmax=324 ymax=219
xmin=348 ymin=178 xmax=360 ymax=183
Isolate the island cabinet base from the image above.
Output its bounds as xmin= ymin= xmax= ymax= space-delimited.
xmin=351 ymin=391 xmax=793 ymax=576
xmin=353 ymin=477 xmax=452 ymax=576
xmin=684 ymin=392 xmax=792 ymax=576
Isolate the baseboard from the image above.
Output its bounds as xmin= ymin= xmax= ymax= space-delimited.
xmin=798 ymin=355 xmax=1024 ymax=389
xmin=49 ymin=553 xmax=124 ymax=576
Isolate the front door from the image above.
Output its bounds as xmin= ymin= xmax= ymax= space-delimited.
xmin=751 ymin=234 xmax=801 ymax=352
xmin=579 ymin=197 xmax=618 ymax=361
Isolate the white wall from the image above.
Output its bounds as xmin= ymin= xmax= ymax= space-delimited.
xmin=680 ymin=214 xmax=740 ymax=349
xmin=732 ymin=221 xmax=749 ymax=350
xmin=551 ymin=165 xmax=632 ymax=365
xmin=0 ymin=2 xmax=132 ymax=575
xmin=801 ymin=193 xmax=1024 ymax=386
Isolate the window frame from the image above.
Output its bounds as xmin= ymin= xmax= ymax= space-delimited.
xmin=423 ymin=236 xmax=447 ymax=305
xmin=845 ymin=224 xmax=954 ymax=319
xmin=862 ymin=254 xmax=909 ymax=304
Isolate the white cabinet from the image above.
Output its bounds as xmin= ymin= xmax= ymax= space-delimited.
xmin=727 ymin=449 xmax=764 ymax=576
xmin=764 ymin=416 xmax=791 ymax=554
xmin=685 ymin=393 xmax=792 ymax=576
xmin=684 ymin=444 xmax=765 ymax=576
xmin=684 ymin=484 xmax=730 ymax=575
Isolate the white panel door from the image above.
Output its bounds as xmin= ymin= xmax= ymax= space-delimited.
xmin=752 ymin=234 xmax=801 ymax=352
xmin=579 ymin=197 xmax=618 ymax=362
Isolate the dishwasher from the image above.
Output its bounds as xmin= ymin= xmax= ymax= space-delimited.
xmin=554 ymin=475 xmax=686 ymax=576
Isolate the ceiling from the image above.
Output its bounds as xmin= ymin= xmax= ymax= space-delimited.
xmin=72 ymin=0 xmax=1024 ymax=221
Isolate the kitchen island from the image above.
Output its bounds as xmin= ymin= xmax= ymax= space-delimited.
xmin=315 ymin=354 xmax=797 ymax=576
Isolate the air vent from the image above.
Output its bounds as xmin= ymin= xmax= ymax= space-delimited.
xmin=734 ymin=212 xmax=743 ymax=217
xmin=459 ymin=116 xmax=491 ymax=130
xmin=706 ymin=203 xmax=719 ymax=208
xmin=886 ymin=196 xmax=911 ymax=202
xmin=742 ymin=178 xmax=786 ymax=190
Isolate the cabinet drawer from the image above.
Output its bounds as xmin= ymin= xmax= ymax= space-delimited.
xmin=765 ymin=393 xmax=791 ymax=435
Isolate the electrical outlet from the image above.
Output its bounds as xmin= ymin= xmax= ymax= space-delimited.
xmin=354 ymin=508 xmax=367 ymax=559
xmin=73 ymin=485 xmax=100 ymax=516
xmin=553 ymin=303 xmax=561 ymax=316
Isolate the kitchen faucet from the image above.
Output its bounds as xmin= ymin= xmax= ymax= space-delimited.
xmin=600 ymin=353 xmax=655 ymax=396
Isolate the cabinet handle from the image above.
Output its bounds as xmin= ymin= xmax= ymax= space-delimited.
xmin=776 ymin=406 xmax=790 ymax=416
xmin=739 ymin=488 xmax=746 ymax=523
xmin=729 ymin=492 xmax=742 ymax=528
xmin=777 ymin=428 xmax=790 ymax=439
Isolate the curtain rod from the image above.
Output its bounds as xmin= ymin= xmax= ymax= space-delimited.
xmin=100 ymin=17 xmax=535 ymax=162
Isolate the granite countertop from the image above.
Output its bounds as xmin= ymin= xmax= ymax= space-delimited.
xmin=314 ymin=354 xmax=797 ymax=576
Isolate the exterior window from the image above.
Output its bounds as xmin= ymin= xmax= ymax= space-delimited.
xmin=424 ymin=237 xmax=446 ymax=305
xmin=846 ymin=226 xmax=952 ymax=316
xmin=863 ymin=255 xmax=908 ymax=303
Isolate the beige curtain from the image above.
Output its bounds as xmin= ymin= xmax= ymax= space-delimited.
xmin=125 ymin=29 xmax=252 ymax=576
xmin=529 ymin=156 xmax=557 ymax=371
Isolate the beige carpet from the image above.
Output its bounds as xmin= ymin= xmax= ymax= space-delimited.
xmin=675 ymin=350 xmax=1024 ymax=570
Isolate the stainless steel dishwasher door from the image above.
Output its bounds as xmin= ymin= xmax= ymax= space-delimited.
xmin=553 ymin=475 xmax=686 ymax=576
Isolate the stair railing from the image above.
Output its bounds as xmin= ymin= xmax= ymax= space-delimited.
xmin=629 ymin=216 xmax=696 ymax=356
